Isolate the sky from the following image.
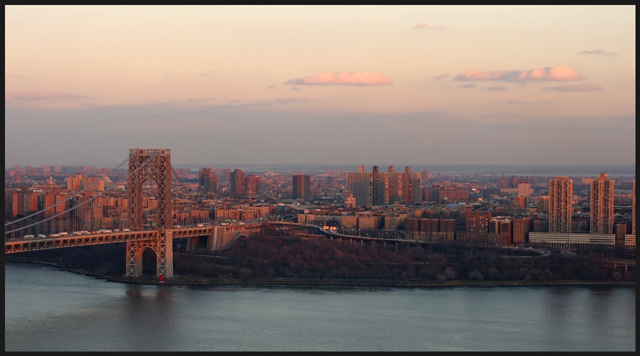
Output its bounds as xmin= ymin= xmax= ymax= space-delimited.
xmin=5 ymin=5 xmax=636 ymax=168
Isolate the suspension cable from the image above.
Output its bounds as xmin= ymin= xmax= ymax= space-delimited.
xmin=5 ymin=153 xmax=157 ymax=235
xmin=5 ymin=156 xmax=130 ymax=227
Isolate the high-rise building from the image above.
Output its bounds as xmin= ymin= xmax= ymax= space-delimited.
xmin=372 ymin=166 xmax=388 ymax=206
xmin=517 ymin=182 xmax=532 ymax=197
xmin=230 ymin=169 xmax=245 ymax=196
xmin=66 ymin=173 xmax=104 ymax=192
xmin=348 ymin=170 xmax=372 ymax=207
xmin=344 ymin=194 xmax=356 ymax=208
xmin=624 ymin=180 xmax=636 ymax=249
xmin=509 ymin=175 xmax=519 ymax=188
xmin=590 ymin=172 xmax=614 ymax=234
xmin=387 ymin=166 xmax=402 ymax=204
xmin=199 ymin=168 xmax=218 ymax=193
xmin=513 ymin=218 xmax=530 ymax=245
xmin=514 ymin=196 xmax=526 ymax=209
xmin=536 ymin=196 xmax=550 ymax=213
xmin=422 ymin=170 xmax=429 ymax=184
xmin=245 ymin=174 xmax=261 ymax=198
xmin=497 ymin=177 xmax=510 ymax=190
xmin=9 ymin=187 xmax=39 ymax=217
xmin=549 ymin=176 xmax=573 ymax=233
xmin=292 ymin=174 xmax=310 ymax=202
xmin=615 ymin=223 xmax=627 ymax=247
xmin=632 ymin=180 xmax=636 ymax=237
xmin=215 ymin=167 xmax=231 ymax=181
xmin=402 ymin=167 xmax=421 ymax=204
xmin=463 ymin=208 xmax=491 ymax=242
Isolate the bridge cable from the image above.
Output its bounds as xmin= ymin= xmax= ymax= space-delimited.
xmin=5 ymin=156 xmax=130 ymax=227
xmin=5 ymin=153 xmax=158 ymax=236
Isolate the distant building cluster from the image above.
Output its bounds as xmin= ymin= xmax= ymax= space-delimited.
xmin=5 ymin=163 xmax=635 ymax=250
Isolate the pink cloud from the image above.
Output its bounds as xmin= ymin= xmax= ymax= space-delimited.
xmin=518 ymin=66 xmax=583 ymax=81
xmin=578 ymin=49 xmax=617 ymax=56
xmin=542 ymin=84 xmax=604 ymax=92
xmin=432 ymin=73 xmax=451 ymax=80
xmin=454 ymin=66 xmax=583 ymax=82
xmin=5 ymin=91 xmax=88 ymax=101
xmin=412 ymin=24 xmax=445 ymax=30
xmin=285 ymin=72 xmax=393 ymax=86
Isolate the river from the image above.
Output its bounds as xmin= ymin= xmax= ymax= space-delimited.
xmin=4 ymin=261 xmax=635 ymax=351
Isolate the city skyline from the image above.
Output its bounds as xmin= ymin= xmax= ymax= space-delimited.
xmin=5 ymin=5 xmax=635 ymax=167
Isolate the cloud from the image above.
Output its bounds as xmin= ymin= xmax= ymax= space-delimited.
xmin=432 ymin=73 xmax=451 ymax=80
xmin=578 ymin=49 xmax=617 ymax=56
xmin=457 ymin=84 xmax=476 ymax=89
xmin=183 ymin=97 xmax=216 ymax=107
xmin=486 ymin=86 xmax=507 ymax=91
xmin=229 ymin=97 xmax=311 ymax=108
xmin=454 ymin=66 xmax=583 ymax=81
xmin=289 ymin=87 xmax=301 ymax=91
xmin=5 ymin=91 xmax=88 ymax=101
xmin=198 ymin=70 xmax=219 ymax=78
xmin=506 ymin=100 xmax=553 ymax=105
xmin=412 ymin=23 xmax=446 ymax=31
xmin=542 ymin=84 xmax=604 ymax=92
xmin=274 ymin=97 xmax=310 ymax=105
xmin=268 ymin=85 xmax=276 ymax=89
xmin=285 ymin=72 xmax=393 ymax=86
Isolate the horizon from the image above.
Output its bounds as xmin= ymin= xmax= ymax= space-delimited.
xmin=6 ymin=162 xmax=636 ymax=177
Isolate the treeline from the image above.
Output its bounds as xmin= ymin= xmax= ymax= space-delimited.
xmin=9 ymin=243 xmax=128 ymax=276
xmin=175 ymin=234 xmax=635 ymax=283
xmin=8 ymin=234 xmax=635 ymax=284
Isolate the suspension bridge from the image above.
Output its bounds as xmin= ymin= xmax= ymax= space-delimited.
xmin=4 ymin=149 xmax=261 ymax=278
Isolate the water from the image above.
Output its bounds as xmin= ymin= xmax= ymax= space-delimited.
xmin=5 ymin=262 xmax=635 ymax=351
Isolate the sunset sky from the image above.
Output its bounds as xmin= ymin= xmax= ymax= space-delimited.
xmin=5 ymin=5 xmax=635 ymax=168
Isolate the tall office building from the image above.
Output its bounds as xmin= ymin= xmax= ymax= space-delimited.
xmin=549 ymin=176 xmax=573 ymax=233
xmin=230 ymin=169 xmax=245 ymax=196
xmin=199 ymin=168 xmax=218 ymax=193
xmin=348 ymin=170 xmax=372 ymax=207
xmin=292 ymin=174 xmax=310 ymax=202
xmin=590 ymin=172 xmax=614 ymax=234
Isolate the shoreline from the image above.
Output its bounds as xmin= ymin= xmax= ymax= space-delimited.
xmin=6 ymin=257 xmax=635 ymax=289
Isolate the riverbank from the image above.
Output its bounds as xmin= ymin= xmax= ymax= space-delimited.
xmin=6 ymin=257 xmax=635 ymax=289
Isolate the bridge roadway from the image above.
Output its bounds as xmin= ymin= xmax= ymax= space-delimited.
xmin=4 ymin=226 xmax=218 ymax=254
xmin=7 ymin=221 xmax=634 ymax=268
xmin=268 ymin=222 xmax=636 ymax=267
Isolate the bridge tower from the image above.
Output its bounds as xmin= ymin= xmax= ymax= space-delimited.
xmin=126 ymin=149 xmax=174 ymax=277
